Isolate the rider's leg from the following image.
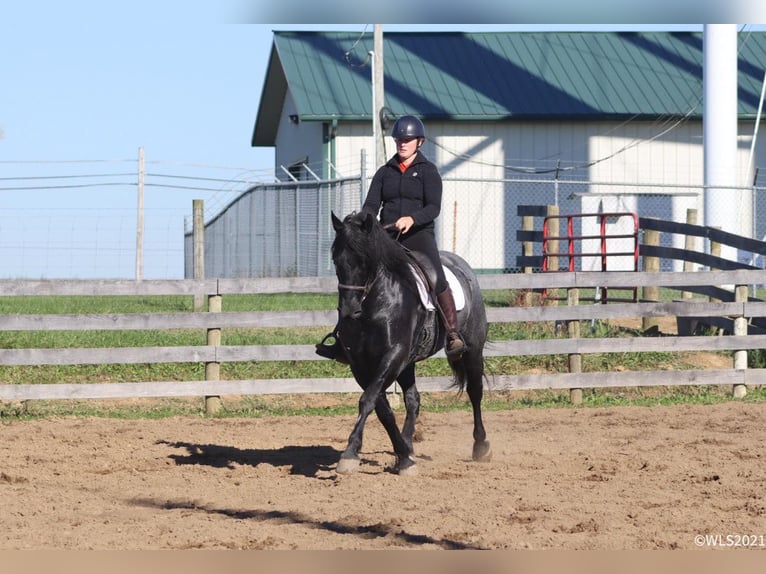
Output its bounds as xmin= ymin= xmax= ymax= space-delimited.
xmin=400 ymin=230 xmax=466 ymax=359
xmin=315 ymin=322 xmax=349 ymax=364
xmin=436 ymin=286 xmax=466 ymax=358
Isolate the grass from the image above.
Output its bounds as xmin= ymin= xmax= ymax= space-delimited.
xmin=5 ymin=384 xmax=765 ymax=421
xmin=0 ymin=289 xmax=761 ymax=420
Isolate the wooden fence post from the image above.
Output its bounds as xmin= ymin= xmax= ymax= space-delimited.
xmin=682 ymin=209 xmax=698 ymax=300
xmin=641 ymin=224 xmax=660 ymax=332
xmin=708 ymin=227 xmax=723 ymax=335
xmin=567 ymin=287 xmax=582 ymax=404
xmin=205 ymin=294 xmax=223 ymax=414
xmin=522 ymin=213 xmax=534 ymax=306
xmin=709 ymin=229 xmax=722 ymax=304
xmin=733 ymin=284 xmax=748 ymax=399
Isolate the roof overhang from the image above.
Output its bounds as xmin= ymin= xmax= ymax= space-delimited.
xmin=251 ymin=43 xmax=288 ymax=147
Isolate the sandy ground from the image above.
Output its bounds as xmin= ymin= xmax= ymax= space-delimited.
xmin=1 ymin=399 xmax=765 ymax=550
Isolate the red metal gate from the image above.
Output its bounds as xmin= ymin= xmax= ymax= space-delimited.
xmin=542 ymin=212 xmax=639 ymax=303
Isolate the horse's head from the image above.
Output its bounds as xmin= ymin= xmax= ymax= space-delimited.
xmin=331 ymin=211 xmax=418 ymax=319
xmin=331 ymin=211 xmax=377 ymax=270
xmin=330 ymin=211 xmax=380 ymax=319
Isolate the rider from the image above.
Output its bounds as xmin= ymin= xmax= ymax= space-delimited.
xmin=316 ymin=115 xmax=466 ymax=363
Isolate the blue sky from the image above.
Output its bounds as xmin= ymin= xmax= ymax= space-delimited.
xmin=0 ymin=20 xmax=720 ymax=173
xmin=1 ymin=3 xmax=764 ymax=278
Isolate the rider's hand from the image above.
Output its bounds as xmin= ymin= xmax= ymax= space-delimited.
xmin=395 ymin=216 xmax=415 ymax=234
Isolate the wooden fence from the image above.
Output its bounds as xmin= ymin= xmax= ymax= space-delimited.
xmin=2 ymin=269 xmax=766 ymax=407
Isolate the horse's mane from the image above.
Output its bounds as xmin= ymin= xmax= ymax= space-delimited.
xmin=335 ymin=212 xmax=419 ymax=293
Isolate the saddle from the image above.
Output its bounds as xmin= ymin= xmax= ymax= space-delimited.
xmin=403 ymin=248 xmax=465 ymax=312
xmin=405 ymin=250 xmax=439 ymax=299
xmin=400 ymin=250 xmax=444 ymax=362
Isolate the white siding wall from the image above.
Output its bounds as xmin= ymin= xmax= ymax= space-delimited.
xmin=277 ymin=111 xmax=766 ymax=272
xmin=274 ymin=90 xmax=325 ymax=177
xmin=585 ymin=120 xmax=761 ymax=270
xmin=585 ymin=121 xmax=705 ymax=271
xmin=428 ymin=122 xmax=507 ymax=270
xmin=331 ymin=122 xmax=375 ymax=181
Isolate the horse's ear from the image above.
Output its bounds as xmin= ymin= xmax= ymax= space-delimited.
xmin=362 ymin=212 xmax=375 ymax=233
xmin=331 ymin=211 xmax=343 ymax=232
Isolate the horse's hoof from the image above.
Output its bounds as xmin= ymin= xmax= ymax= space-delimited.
xmin=397 ymin=457 xmax=418 ymax=476
xmin=336 ymin=457 xmax=360 ymax=474
xmin=472 ymin=441 xmax=492 ymax=463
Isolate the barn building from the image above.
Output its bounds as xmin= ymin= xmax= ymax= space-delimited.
xmin=201 ymin=30 xmax=766 ymax=277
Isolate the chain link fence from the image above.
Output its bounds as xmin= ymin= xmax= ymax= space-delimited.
xmin=184 ymin=177 xmax=365 ymax=278
xmin=185 ymin=172 xmax=766 ymax=278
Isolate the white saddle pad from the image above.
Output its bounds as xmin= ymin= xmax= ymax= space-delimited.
xmin=411 ymin=264 xmax=465 ymax=311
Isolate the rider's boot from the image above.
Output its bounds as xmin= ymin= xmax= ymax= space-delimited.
xmin=436 ymin=287 xmax=466 ymax=360
xmin=315 ymin=329 xmax=349 ymax=364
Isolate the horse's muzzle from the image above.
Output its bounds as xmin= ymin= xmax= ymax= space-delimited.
xmin=340 ymin=308 xmax=363 ymax=320
xmin=338 ymin=304 xmax=363 ymax=321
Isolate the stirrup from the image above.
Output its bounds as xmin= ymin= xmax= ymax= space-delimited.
xmin=315 ymin=332 xmax=349 ymax=364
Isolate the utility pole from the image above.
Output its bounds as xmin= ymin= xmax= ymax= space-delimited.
xmin=136 ymin=146 xmax=144 ymax=281
xmin=373 ymin=24 xmax=386 ymax=168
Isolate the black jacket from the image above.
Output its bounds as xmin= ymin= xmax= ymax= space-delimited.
xmin=361 ymin=152 xmax=442 ymax=233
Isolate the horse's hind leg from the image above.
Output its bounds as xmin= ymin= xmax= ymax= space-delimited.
xmin=464 ymin=351 xmax=492 ymax=462
xmin=397 ymin=364 xmax=420 ymax=453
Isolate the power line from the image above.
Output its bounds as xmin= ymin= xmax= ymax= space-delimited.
xmin=145 ymin=172 xmax=267 ymax=185
xmin=0 ymin=182 xmax=134 ymax=191
xmin=144 ymin=183 xmax=243 ymax=193
xmin=343 ymin=25 xmax=371 ymax=68
xmin=0 ymin=170 xmax=274 ymax=193
xmin=0 ymin=173 xmax=135 ymax=181
xmin=0 ymin=158 xmax=136 ymax=164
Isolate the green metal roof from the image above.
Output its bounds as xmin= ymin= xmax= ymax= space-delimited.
xmin=252 ymin=31 xmax=766 ymax=146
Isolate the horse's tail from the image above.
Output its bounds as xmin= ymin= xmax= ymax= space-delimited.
xmin=449 ymin=359 xmax=468 ymax=393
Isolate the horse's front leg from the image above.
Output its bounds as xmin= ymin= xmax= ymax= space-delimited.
xmin=336 ymin=382 xmax=381 ymax=474
xmin=373 ymin=392 xmax=417 ymax=476
xmin=337 ymin=350 xmax=408 ymax=474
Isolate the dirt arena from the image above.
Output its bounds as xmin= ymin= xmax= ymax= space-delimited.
xmin=1 ymin=398 xmax=765 ymax=551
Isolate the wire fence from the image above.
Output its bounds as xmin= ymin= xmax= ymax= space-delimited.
xmin=4 ymin=155 xmax=766 ymax=279
xmin=0 ymin=156 xmax=275 ymax=280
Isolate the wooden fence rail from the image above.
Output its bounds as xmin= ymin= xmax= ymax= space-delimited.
xmin=2 ymin=270 xmax=766 ymax=404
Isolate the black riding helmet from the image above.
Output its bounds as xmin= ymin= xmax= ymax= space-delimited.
xmin=391 ymin=115 xmax=425 ymax=139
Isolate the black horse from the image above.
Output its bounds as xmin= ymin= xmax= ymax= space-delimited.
xmin=329 ymin=211 xmax=491 ymax=475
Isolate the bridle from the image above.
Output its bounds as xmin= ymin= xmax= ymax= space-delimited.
xmin=337 ymin=271 xmax=379 ymax=302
